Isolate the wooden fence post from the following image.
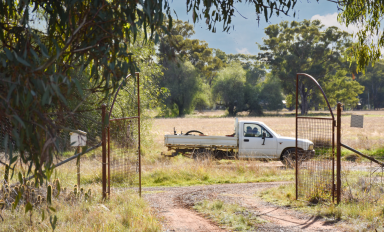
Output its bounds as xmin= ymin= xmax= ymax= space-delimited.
xmin=77 ymin=147 xmax=82 ymax=188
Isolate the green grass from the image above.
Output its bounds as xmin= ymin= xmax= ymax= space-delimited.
xmin=193 ymin=200 xmax=266 ymax=231
xmin=340 ymin=147 xmax=384 ymax=162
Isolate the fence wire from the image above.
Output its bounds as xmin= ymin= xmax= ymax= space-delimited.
xmin=107 ymin=74 xmax=140 ymax=195
xmin=0 ymin=94 xmax=104 ymax=189
xmin=0 ymin=117 xmax=15 ymax=162
xmin=108 ymin=118 xmax=139 ymax=193
xmin=51 ymin=108 xmax=103 ymax=153
xmin=342 ymin=161 xmax=384 ymax=204
xmin=340 ymin=116 xmax=384 ymax=204
xmin=297 ymin=117 xmax=335 ymax=202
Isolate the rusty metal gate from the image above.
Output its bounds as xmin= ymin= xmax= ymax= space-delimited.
xmin=102 ymin=73 xmax=141 ymax=198
xmin=295 ymin=73 xmax=341 ymax=203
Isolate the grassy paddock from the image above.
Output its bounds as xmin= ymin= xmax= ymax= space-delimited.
xmin=260 ymin=182 xmax=384 ymax=231
xmin=193 ymin=199 xmax=266 ymax=231
xmin=147 ymin=113 xmax=384 ymax=164
xmin=142 ymin=157 xmax=294 ymax=187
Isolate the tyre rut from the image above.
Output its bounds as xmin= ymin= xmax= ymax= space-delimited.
xmin=143 ymin=182 xmax=343 ymax=231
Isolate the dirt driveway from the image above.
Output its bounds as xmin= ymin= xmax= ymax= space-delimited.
xmin=144 ymin=182 xmax=343 ymax=232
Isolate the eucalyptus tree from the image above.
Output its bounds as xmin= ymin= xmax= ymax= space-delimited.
xmin=259 ymin=19 xmax=352 ymax=114
xmin=322 ymin=70 xmax=364 ymax=108
xmin=212 ymin=62 xmax=265 ymax=116
xmin=159 ymin=61 xmax=200 ymax=116
xmin=338 ymin=0 xmax=384 ymax=72
xmin=356 ymin=62 xmax=384 ymax=109
xmin=0 ymin=1 xmax=172 ymax=178
xmin=212 ymin=62 xmax=248 ymax=116
xmin=158 ymin=19 xmax=224 ymax=84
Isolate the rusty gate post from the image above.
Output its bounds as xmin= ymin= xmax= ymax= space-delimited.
xmin=101 ymin=104 xmax=107 ymax=199
xmin=295 ymin=74 xmax=299 ymax=200
xmin=336 ymin=103 xmax=342 ymax=204
xmin=137 ymin=73 xmax=141 ymax=198
xmin=332 ymin=115 xmax=335 ymax=203
xmin=107 ymin=126 xmax=110 ymax=195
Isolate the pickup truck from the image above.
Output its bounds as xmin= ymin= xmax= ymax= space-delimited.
xmin=164 ymin=119 xmax=315 ymax=164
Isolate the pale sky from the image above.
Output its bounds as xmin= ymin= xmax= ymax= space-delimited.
xmin=169 ymin=1 xmax=359 ymax=55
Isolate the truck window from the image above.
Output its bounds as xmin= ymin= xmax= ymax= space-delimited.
xmin=259 ymin=126 xmax=273 ymax=138
xmin=243 ymin=123 xmax=273 ymax=138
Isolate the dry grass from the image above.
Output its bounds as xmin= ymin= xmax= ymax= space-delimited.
xmin=0 ymin=153 xmax=161 ymax=231
xmin=0 ymin=187 xmax=161 ymax=231
xmin=142 ymin=156 xmax=293 ymax=186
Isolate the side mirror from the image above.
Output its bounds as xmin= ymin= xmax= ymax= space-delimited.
xmin=261 ymin=131 xmax=266 ymax=145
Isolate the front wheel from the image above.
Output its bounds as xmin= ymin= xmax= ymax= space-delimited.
xmin=281 ymin=148 xmax=300 ymax=168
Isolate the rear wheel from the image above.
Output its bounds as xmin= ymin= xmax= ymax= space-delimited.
xmin=192 ymin=149 xmax=213 ymax=161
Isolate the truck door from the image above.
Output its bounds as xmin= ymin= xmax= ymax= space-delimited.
xmin=239 ymin=123 xmax=278 ymax=158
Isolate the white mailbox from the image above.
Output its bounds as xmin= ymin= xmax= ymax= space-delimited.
xmin=70 ymin=130 xmax=87 ymax=147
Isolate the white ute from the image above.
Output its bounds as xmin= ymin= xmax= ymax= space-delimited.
xmin=164 ymin=119 xmax=315 ymax=164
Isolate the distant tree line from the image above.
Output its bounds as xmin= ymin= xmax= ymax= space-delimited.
xmin=157 ymin=19 xmax=284 ymax=117
xmin=156 ymin=19 xmax=384 ymax=116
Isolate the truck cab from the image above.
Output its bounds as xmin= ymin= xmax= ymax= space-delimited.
xmin=237 ymin=120 xmax=313 ymax=159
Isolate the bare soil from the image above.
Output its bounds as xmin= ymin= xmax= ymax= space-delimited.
xmin=144 ymin=182 xmax=344 ymax=231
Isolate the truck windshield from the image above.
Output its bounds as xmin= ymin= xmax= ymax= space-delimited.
xmin=243 ymin=123 xmax=272 ymax=138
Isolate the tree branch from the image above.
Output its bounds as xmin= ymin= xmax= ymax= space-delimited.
xmin=33 ymin=16 xmax=88 ymax=72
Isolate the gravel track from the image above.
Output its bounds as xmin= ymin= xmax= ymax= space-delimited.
xmin=143 ymin=182 xmax=343 ymax=232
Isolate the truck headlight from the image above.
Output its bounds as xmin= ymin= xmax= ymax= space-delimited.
xmin=308 ymin=144 xmax=314 ymax=150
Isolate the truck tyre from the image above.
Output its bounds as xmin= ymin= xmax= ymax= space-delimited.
xmin=281 ymin=148 xmax=299 ymax=168
xmin=192 ymin=149 xmax=212 ymax=161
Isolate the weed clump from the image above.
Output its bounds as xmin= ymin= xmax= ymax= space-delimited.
xmin=194 ymin=200 xmax=265 ymax=231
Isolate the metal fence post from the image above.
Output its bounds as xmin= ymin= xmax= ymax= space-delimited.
xmin=295 ymin=74 xmax=299 ymax=200
xmin=337 ymin=102 xmax=342 ymax=204
xmin=137 ymin=73 xmax=141 ymax=198
xmin=107 ymin=126 xmax=110 ymax=196
xmin=101 ymin=104 xmax=107 ymax=199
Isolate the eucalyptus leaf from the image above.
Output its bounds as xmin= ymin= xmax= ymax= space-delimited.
xmin=14 ymin=52 xmax=31 ymax=66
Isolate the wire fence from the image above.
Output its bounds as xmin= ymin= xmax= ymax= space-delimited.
xmin=0 ymin=73 xmax=142 ymax=202
xmin=339 ymin=114 xmax=384 ymax=204
xmin=342 ymin=161 xmax=384 ymax=204
xmin=0 ymin=117 xmax=15 ymax=163
xmin=108 ymin=118 xmax=140 ymax=194
xmin=295 ymin=73 xmax=337 ymax=203
xmin=297 ymin=117 xmax=335 ymax=202
xmin=106 ymin=73 xmax=141 ymax=196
